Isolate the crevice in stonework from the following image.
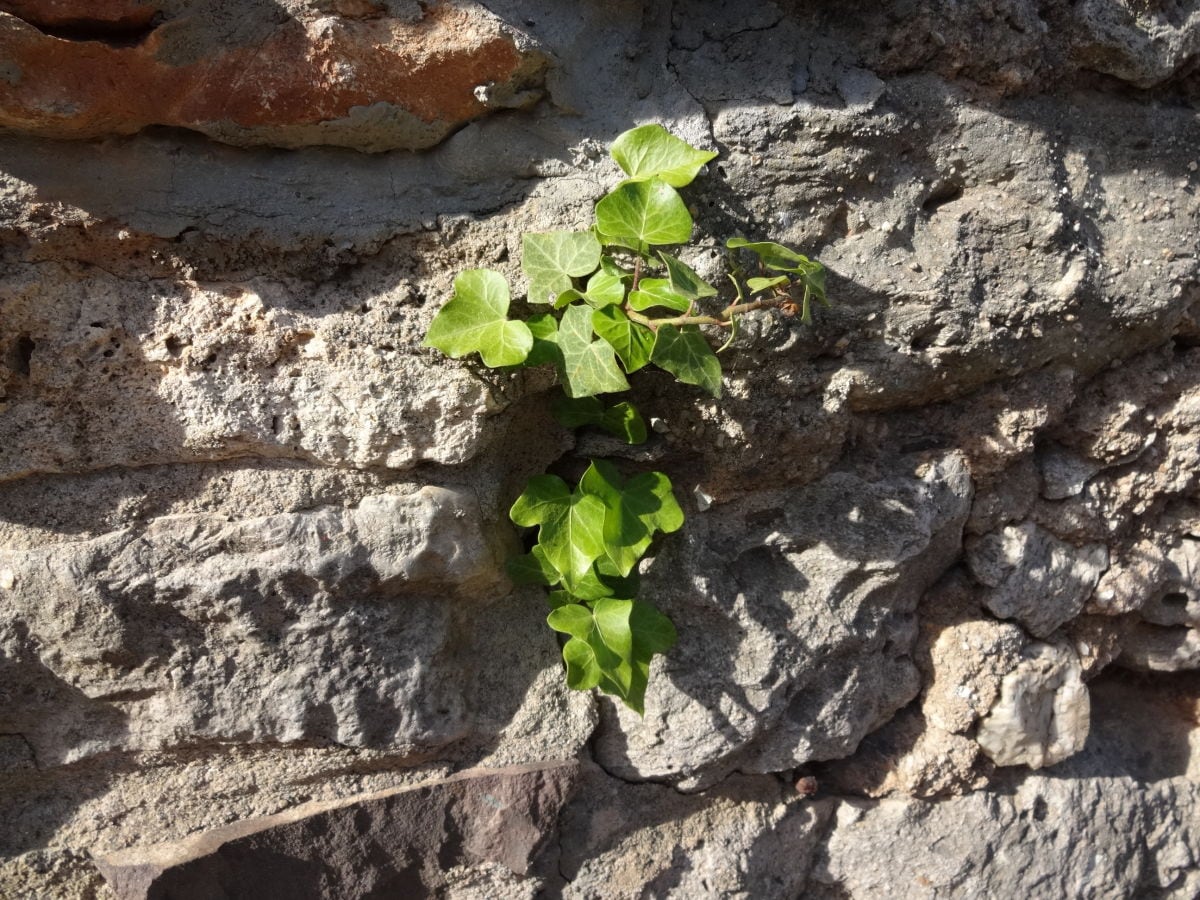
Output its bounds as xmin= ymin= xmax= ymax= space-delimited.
xmin=9 ymin=333 xmax=33 ymax=377
xmin=0 ymin=732 xmax=40 ymax=770
xmin=0 ymin=1 xmax=164 ymax=49
xmin=15 ymin=16 xmax=161 ymax=49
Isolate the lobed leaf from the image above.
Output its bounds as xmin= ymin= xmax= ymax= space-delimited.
xmin=601 ymin=401 xmax=648 ymax=444
xmin=557 ymin=268 xmax=626 ymax=309
xmin=726 ymin=237 xmax=817 ymax=273
xmin=651 ymin=324 xmax=723 ymax=398
xmin=746 ymin=275 xmax=789 ymax=294
xmin=659 ymin=252 xmax=718 ymax=301
xmin=611 ymin=124 xmax=717 ymax=188
xmin=627 ymin=278 xmax=690 ymax=313
xmin=556 ymin=302 xmax=630 ymax=398
xmin=579 ymin=460 xmax=684 ymax=577
xmin=547 ymin=597 xmax=676 ymax=713
xmin=423 ymin=269 xmax=532 ymax=367
xmin=523 ymin=231 xmax=602 ymax=305
xmin=595 ymin=178 xmax=693 ymax=248
xmin=510 ymin=474 xmax=609 ymax=580
xmin=593 ymin=306 xmax=655 ymax=373
xmin=551 ymin=395 xmax=647 ymax=444
xmin=507 ymin=544 xmax=559 ymax=586
xmin=523 ymin=312 xmax=561 ymax=367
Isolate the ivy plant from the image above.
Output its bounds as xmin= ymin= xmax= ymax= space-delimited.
xmin=424 ymin=123 xmax=827 ymax=713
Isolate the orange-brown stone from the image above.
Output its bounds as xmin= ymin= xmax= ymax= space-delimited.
xmin=0 ymin=1 xmax=546 ymax=151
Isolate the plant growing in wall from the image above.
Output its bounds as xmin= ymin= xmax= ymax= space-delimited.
xmin=424 ymin=125 xmax=827 ymax=713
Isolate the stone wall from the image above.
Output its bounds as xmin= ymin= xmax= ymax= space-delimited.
xmin=1 ymin=0 xmax=1198 ymax=896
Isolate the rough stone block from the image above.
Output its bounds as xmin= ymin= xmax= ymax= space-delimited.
xmin=93 ymin=760 xmax=579 ymax=899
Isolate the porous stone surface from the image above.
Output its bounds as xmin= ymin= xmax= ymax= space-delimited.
xmin=594 ymin=453 xmax=973 ymax=790
xmin=1 ymin=0 xmax=1199 ymax=897
xmin=967 ymin=522 xmax=1108 ymax=637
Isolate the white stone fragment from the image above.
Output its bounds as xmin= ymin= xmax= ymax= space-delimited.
xmin=976 ymin=641 xmax=1090 ymax=769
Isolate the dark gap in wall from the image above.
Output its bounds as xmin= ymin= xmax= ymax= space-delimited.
xmin=921 ymin=181 xmax=964 ymax=215
xmin=11 ymin=334 xmax=34 ymax=376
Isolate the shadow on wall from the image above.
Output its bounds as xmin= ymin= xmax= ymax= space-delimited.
xmin=1050 ymin=666 xmax=1200 ymax=782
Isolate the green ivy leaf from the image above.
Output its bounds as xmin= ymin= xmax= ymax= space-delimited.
xmin=523 ymin=231 xmax=602 ymax=305
xmin=627 ymin=278 xmax=690 ymax=313
xmin=728 ymin=237 xmax=825 ymax=287
xmin=601 ymin=402 xmax=648 ymax=444
xmin=651 ymin=324 xmax=723 ymax=398
xmin=546 ymin=590 xmax=575 ymax=610
xmin=551 ymin=395 xmax=647 ymax=444
xmin=803 ymin=264 xmax=828 ymax=307
xmin=593 ymin=306 xmax=655 ymax=373
xmin=423 ymin=269 xmax=533 ymax=367
xmin=611 ymin=124 xmax=717 ymax=188
xmin=630 ymin=599 xmax=678 ymax=654
xmin=746 ymin=275 xmax=789 ymax=294
xmin=595 ymin=178 xmax=693 ymax=248
xmin=600 ymin=255 xmax=633 ymax=280
xmin=728 ymin=239 xmax=829 ymax=321
xmin=580 ymin=460 xmax=684 ymax=576
xmin=558 ymin=268 xmax=626 ymax=309
xmin=507 ymin=545 xmax=559 ymax=586
xmin=559 ymin=566 xmax=614 ymax=601
xmin=523 ymin=312 xmax=561 ymax=367
xmin=560 ymin=632 xmax=604 ymax=690
xmin=549 ymin=600 xmax=634 ymax=694
xmin=547 ymin=597 xmax=676 ymax=713
xmin=659 ymin=252 xmax=718 ymax=301
xmin=510 ymin=474 xmax=609 ymax=579
xmin=550 ymin=394 xmax=606 ymax=429
xmin=727 ymin=237 xmax=814 ymax=271
xmin=556 ymin=303 xmax=630 ymax=398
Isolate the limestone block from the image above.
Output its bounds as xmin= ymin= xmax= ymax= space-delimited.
xmin=0 ymin=487 xmax=514 ymax=765
xmin=968 ymin=522 xmax=1108 ymax=638
xmin=593 ymin=454 xmax=972 ymax=790
xmin=811 ymin=775 xmax=1200 ymax=899
xmin=556 ymin=768 xmax=829 ymax=899
xmin=0 ymin=269 xmax=509 ymax=478
xmin=922 ymin=615 xmax=1026 ymax=735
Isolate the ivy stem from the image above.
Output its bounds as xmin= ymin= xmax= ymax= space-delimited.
xmin=628 ymin=295 xmax=787 ymax=330
xmin=632 ymin=257 xmax=642 ymax=292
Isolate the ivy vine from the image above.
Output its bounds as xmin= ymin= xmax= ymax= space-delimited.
xmin=424 ymin=125 xmax=827 ymax=713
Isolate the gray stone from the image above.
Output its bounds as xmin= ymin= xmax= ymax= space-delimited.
xmin=1141 ymin=538 xmax=1200 ymax=628
xmin=1120 ymin=623 xmax=1200 ymax=673
xmin=813 ymin=667 xmax=1200 ymax=898
xmin=812 ymin=774 xmax=1200 ymax=899
xmin=555 ymin=767 xmax=830 ymax=899
xmin=593 ymin=453 xmax=972 ymax=790
xmin=0 ymin=487 xmax=598 ymax=776
xmin=968 ymin=523 xmax=1108 ymax=638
